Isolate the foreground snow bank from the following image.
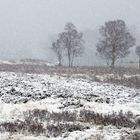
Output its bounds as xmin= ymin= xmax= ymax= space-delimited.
xmin=0 ymin=72 xmax=139 ymax=140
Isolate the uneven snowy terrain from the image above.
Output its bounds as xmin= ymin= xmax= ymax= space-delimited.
xmin=0 ymin=72 xmax=140 ymax=140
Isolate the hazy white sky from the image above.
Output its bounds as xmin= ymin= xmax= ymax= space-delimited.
xmin=0 ymin=0 xmax=139 ymax=61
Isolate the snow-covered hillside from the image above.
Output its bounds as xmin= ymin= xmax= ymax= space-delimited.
xmin=0 ymin=72 xmax=139 ymax=140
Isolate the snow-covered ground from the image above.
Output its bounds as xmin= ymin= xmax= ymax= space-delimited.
xmin=0 ymin=72 xmax=139 ymax=140
xmin=0 ymin=59 xmax=55 ymax=66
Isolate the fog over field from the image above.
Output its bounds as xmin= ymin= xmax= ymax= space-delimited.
xmin=0 ymin=0 xmax=140 ymax=65
xmin=0 ymin=1 xmax=140 ymax=139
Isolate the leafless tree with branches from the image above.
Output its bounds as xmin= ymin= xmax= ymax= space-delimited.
xmin=96 ymin=20 xmax=136 ymax=68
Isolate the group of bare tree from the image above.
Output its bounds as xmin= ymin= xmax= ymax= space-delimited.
xmin=52 ymin=20 xmax=140 ymax=69
xmin=51 ymin=23 xmax=84 ymax=67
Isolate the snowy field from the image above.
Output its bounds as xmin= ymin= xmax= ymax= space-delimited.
xmin=0 ymin=72 xmax=140 ymax=140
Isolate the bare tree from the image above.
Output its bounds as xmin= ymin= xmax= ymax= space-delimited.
xmin=96 ymin=20 xmax=136 ymax=68
xmin=51 ymin=39 xmax=63 ymax=66
xmin=136 ymin=46 xmax=140 ymax=69
xmin=59 ymin=23 xmax=84 ymax=67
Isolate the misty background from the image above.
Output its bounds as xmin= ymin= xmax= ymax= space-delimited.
xmin=0 ymin=0 xmax=140 ymax=66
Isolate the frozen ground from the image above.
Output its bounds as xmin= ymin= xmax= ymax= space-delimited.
xmin=0 ymin=72 xmax=140 ymax=140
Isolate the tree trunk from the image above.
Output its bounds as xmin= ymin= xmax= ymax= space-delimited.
xmin=70 ymin=53 xmax=75 ymax=67
xmin=68 ymin=54 xmax=71 ymax=67
xmin=139 ymin=57 xmax=140 ymax=70
xmin=58 ymin=55 xmax=62 ymax=66
xmin=111 ymin=57 xmax=115 ymax=68
xmin=70 ymin=60 xmax=73 ymax=67
xmin=111 ymin=47 xmax=116 ymax=68
xmin=58 ymin=60 xmax=62 ymax=66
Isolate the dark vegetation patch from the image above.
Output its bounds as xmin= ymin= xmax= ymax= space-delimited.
xmin=23 ymin=109 xmax=136 ymax=128
xmin=0 ymin=119 xmax=45 ymax=135
xmin=0 ymin=109 xmax=84 ymax=137
xmin=79 ymin=110 xmax=135 ymax=128
xmin=23 ymin=109 xmax=77 ymax=122
xmin=0 ymin=109 xmax=135 ymax=136
xmin=121 ymin=131 xmax=140 ymax=140
xmin=0 ymin=64 xmax=139 ymax=75
xmin=46 ymin=123 xmax=84 ymax=137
